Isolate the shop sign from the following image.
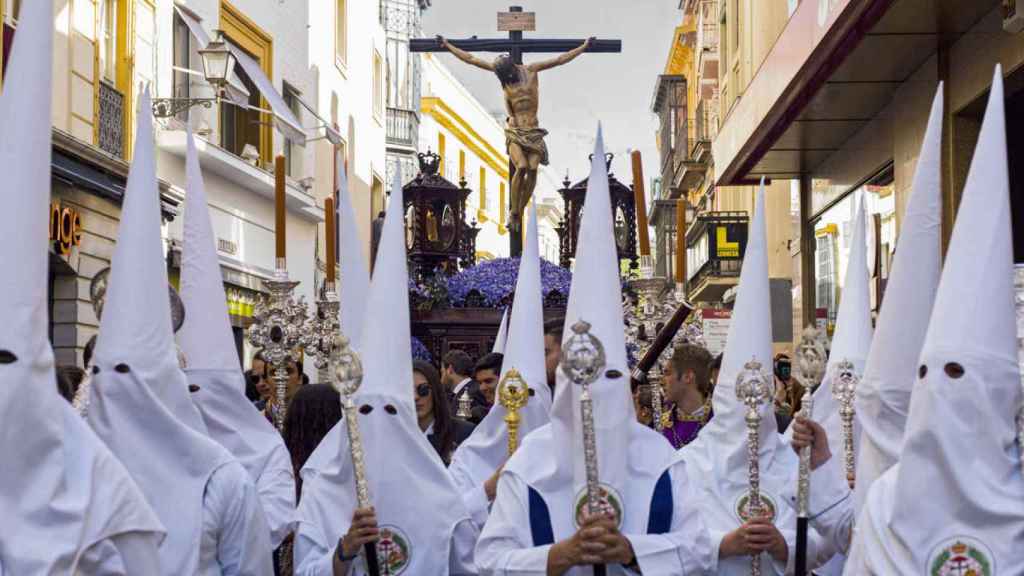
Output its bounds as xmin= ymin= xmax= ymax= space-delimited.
xmin=218 ymin=238 xmax=238 ymax=256
xmin=713 ymin=224 xmax=745 ymax=259
xmin=49 ymin=201 xmax=82 ymax=256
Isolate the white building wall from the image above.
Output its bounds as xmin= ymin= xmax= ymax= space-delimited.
xmin=419 ymin=53 xmax=510 ymax=260
xmin=308 ymin=0 xmax=387 ymax=268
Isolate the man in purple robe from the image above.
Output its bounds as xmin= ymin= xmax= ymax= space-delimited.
xmin=659 ymin=343 xmax=714 ymax=449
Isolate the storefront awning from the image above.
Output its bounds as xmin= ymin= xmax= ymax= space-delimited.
xmin=713 ymin=0 xmax=997 ymax=185
xmin=172 ymin=3 xmax=306 ymax=147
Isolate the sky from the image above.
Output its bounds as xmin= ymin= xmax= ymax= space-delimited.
xmin=421 ymin=0 xmax=682 ymax=200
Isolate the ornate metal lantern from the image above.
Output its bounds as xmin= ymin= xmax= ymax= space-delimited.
xmin=403 ymin=151 xmax=480 ymax=281
xmin=557 ymin=153 xmax=638 ymax=270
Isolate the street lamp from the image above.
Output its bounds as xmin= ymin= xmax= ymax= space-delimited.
xmin=152 ymin=30 xmax=236 ymax=118
xmin=198 ymin=31 xmax=235 ymax=91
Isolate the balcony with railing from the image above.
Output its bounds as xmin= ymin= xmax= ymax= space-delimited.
xmin=386 ymin=107 xmax=419 ymax=149
xmin=98 ymin=80 xmax=124 ymax=158
xmin=685 ymin=210 xmax=748 ymax=302
xmin=696 ymin=0 xmax=719 ymax=82
xmin=652 ymin=74 xmax=687 ymax=199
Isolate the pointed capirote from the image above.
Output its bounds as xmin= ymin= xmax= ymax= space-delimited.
xmin=179 ymin=128 xmax=241 ymax=371
xmin=492 ymin=306 xmax=510 ymax=354
xmin=853 ymin=85 xmax=943 ymax=514
xmin=542 ymin=124 xmax=635 ymax=494
xmin=0 ymin=3 xmax=164 ymax=571
xmin=809 ymin=196 xmax=873 ymax=470
xmin=449 ymin=201 xmax=552 ymax=524
xmin=690 ymin=179 xmax=776 ymax=477
xmin=180 ymin=128 xmax=296 ymax=547
xmin=295 ymin=164 xmax=475 ymax=574
xmin=850 ymin=66 xmax=1024 ymax=575
xmin=336 ymin=155 xmax=371 ymax=349
xmin=87 ymin=89 xmax=233 ymax=575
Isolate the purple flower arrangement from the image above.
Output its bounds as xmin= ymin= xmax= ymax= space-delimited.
xmin=440 ymin=258 xmax=573 ymax=308
xmin=411 ymin=336 xmax=433 ymax=363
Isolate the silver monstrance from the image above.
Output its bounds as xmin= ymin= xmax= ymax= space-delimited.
xmin=735 ymin=358 xmax=773 ymax=576
xmin=560 ymin=320 xmax=608 ymax=576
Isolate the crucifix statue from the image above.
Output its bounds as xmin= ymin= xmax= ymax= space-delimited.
xmin=411 ymin=6 xmax=621 ymax=256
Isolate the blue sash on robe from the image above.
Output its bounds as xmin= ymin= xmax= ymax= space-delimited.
xmin=528 ymin=470 xmax=674 ymax=546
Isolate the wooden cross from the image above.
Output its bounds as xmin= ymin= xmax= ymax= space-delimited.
xmin=411 ymin=6 xmax=622 ymax=257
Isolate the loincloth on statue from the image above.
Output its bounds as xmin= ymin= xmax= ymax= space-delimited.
xmin=505 ymin=126 xmax=550 ymax=166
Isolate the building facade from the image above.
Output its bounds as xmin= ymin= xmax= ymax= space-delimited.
xmin=2 ymin=0 xmax=185 ymax=367
xmin=710 ymin=0 xmax=1024 ymax=343
xmin=2 ymin=0 xmax=386 ymax=370
xmin=383 ymin=0 xmax=428 ymax=190
xmin=652 ymin=0 xmax=796 ymax=350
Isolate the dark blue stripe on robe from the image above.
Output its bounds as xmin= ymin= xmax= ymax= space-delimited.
xmin=527 ymin=470 xmax=674 ymax=546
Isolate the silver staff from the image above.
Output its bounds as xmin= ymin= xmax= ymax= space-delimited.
xmin=794 ymin=325 xmax=827 ymax=576
xmin=735 ymin=358 xmax=772 ymax=576
xmin=560 ymin=320 xmax=609 ymax=576
xmin=831 ymin=359 xmax=860 ymax=489
xmin=329 ymin=334 xmax=381 ymax=575
xmin=248 ymin=263 xmax=308 ymax=431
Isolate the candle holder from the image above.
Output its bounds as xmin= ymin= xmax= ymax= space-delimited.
xmin=304 ymin=282 xmax=341 ymax=384
xmin=735 ymin=358 xmax=773 ymax=576
xmin=560 ymin=320 xmax=608 ymax=576
xmin=248 ymin=261 xmax=309 ymax=431
xmin=456 ymin=393 xmax=473 ymax=419
xmin=831 ymin=359 xmax=860 ymax=489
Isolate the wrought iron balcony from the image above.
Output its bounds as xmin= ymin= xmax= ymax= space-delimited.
xmin=386 ymin=107 xmax=419 ymax=149
xmin=98 ymin=80 xmax=124 ymax=158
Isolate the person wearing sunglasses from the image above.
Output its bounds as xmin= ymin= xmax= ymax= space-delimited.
xmin=413 ymin=360 xmax=474 ymax=466
xmin=261 ymin=356 xmax=308 ymax=425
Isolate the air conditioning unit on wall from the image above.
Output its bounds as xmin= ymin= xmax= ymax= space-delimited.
xmin=1005 ymin=0 xmax=1024 ymax=34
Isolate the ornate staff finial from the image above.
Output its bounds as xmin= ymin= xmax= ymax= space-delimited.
xmin=498 ymin=368 xmax=531 ymax=456
xmin=735 ymin=357 xmax=772 ymax=576
xmin=831 ymin=358 xmax=860 ymax=489
xmin=328 ymin=334 xmax=381 ymax=575
xmin=560 ymin=319 xmax=613 ymax=574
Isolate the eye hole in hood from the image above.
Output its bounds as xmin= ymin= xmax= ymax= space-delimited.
xmin=359 ymin=404 xmax=374 ymax=415
xmin=0 ymin=350 xmax=17 ymax=364
xmin=384 ymin=404 xmax=398 ymax=415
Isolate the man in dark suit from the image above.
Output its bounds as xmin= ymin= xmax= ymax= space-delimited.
xmin=442 ymin=350 xmax=488 ymax=425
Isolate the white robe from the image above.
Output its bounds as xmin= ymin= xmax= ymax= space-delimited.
xmin=781 ymin=453 xmax=854 ymax=573
xmin=476 ymin=425 xmax=715 ymax=575
xmin=293 ymin=511 xmax=478 ymax=575
xmin=676 ymin=436 xmax=829 ymax=575
xmin=198 ymin=461 xmax=275 ymax=576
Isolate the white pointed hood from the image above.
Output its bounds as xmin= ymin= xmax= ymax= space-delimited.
xmin=804 ymin=197 xmax=873 ymax=475
xmin=180 ymin=129 xmax=295 ymax=545
xmin=872 ymin=66 xmax=1024 ymax=574
xmin=0 ymin=3 xmax=163 ymax=570
xmin=450 ymin=202 xmax=552 ymax=500
xmin=503 ymin=128 xmax=676 ymax=540
xmin=87 ymin=90 xmax=233 ymax=575
xmin=297 ymin=172 xmax=472 ymax=574
xmin=853 ymin=86 xmax=943 ymax=515
xmin=336 ymin=155 xmax=370 ymax=349
xmin=684 ymin=182 xmax=778 ymax=479
xmin=492 ymin=307 xmax=510 ymax=354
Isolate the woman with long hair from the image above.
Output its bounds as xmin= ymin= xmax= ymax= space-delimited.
xmin=413 ymin=360 xmax=473 ymax=465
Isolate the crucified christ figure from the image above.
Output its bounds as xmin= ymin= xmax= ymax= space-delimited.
xmin=437 ymin=36 xmax=593 ymax=229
